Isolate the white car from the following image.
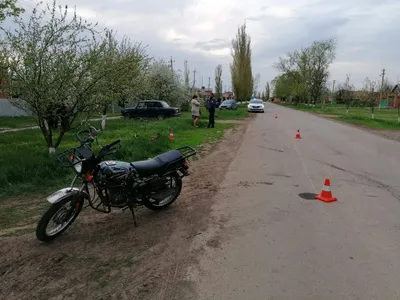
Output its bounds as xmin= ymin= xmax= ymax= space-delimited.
xmin=247 ymin=99 xmax=265 ymax=113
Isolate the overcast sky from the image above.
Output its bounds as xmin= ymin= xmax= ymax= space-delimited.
xmin=17 ymin=0 xmax=400 ymax=90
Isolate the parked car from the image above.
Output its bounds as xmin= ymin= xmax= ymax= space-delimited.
xmin=219 ymin=100 xmax=237 ymax=110
xmin=247 ymin=99 xmax=265 ymax=113
xmin=121 ymin=100 xmax=181 ymax=120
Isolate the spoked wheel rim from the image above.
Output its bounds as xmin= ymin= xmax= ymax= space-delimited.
xmin=148 ymin=176 xmax=179 ymax=207
xmin=45 ymin=199 xmax=80 ymax=236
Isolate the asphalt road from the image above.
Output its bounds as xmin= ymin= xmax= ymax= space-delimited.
xmin=184 ymin=103 xmax=400 ymax=300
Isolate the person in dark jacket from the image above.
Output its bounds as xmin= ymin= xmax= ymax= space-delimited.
xmin=208 ymin=94 xmax=216 ymax=128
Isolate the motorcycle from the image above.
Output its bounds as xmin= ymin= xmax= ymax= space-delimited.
xmin=36 ymin=126 xmax=196 ymax=242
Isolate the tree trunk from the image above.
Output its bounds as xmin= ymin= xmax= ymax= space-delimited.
xmin=48 ymin=147 xmax=56 ymax=155
xmin=102 ymin=105 xmax=108 ymax=131
xmin=371 ymin=107 xmax=375 ymax=119
xmin=42 ymin=120 xmax=56 ymax=156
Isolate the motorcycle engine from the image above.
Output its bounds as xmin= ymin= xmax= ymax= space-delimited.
xmin=94 ymin=160 xmax=136 ymax=207
xmin=104 ymin=186 xmax=127 ymax=207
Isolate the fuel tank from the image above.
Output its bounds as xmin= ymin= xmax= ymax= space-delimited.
xmin=95 ymin=160 xmax=135 ymax=184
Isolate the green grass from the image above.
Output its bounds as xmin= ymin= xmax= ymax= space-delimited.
xmin=278 ymin=103 xmax=400 ymax=129
xmin=336 ymin=115 xmax=400 ymax=129
xmin=0 ymin=112 xmax=122 ymax=130
xmin=0 ymin=116 xmax=37 ymax=129
xmin=0 ymin=111 xmax=246 ymax=202
xmin=214 ymin=106 xmax=248 ymax=120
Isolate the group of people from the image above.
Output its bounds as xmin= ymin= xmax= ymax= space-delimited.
xmin=190 ymin=94 xmax=216 ymax=128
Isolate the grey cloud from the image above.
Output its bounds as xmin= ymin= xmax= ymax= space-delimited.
xmin=251 ymin=0 xmax=400 ymax=84
xmin=194 ymin=38 xmax=231 ymax=51
xmin=246 ymin=15 xmax=267 ymax=21
xmin=8 ymin=0 xmax=400 ymax=90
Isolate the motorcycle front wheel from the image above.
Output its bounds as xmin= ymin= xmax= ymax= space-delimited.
xmin=143 ymin=173 xmax=182 ymax=211
xmin=36 ymin=195 xmax=83 ymax=242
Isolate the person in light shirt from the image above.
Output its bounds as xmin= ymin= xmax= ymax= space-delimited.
xmin=191 ymin=95 xmax=200 ymax=128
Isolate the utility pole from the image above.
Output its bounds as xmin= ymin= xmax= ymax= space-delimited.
xmin=192 ymin=69 xmax=196 ymax=89
xmin=169 ymin=56 xmax=175 ymax=72
xmin=380 ymin=68 xmax=386 ymax=107
xmin=201 ymin=76 xmax=203 ymax=88
xmin=208 ymin=77 xmax=211 ymax=90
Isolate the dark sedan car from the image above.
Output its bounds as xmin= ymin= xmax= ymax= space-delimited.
xmin=219 ymin=100 xmax=237 ymax=110
xmin=121 ymin=100 xmax=181 ymax=120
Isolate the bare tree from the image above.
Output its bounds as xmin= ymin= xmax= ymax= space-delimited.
xmin=0 ymin=1 xmax=113 ymax=154
xmin=252 ymin=73 xmax=260 ymax=96
xmin=359 ymin=77 xmax=379 ymax=119
xmin=0 ymin=0 xmax=24 ymax=21
xmin=265 ymin=81 xmax=270 ymax=100
xmin=214 ymin=64 xmax=223 ymax=100
xmin=230 ymin=23 xmax=253 ymax=102
xmin=342 ymin=74 xmax=354 ymax=113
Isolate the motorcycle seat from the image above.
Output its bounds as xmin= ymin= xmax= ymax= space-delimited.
xmin=131 ymin=150 xmax=183 ymax=176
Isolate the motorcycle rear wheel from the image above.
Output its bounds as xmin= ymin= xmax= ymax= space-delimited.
xmin=143 ymin=173 xmax=182 ymax=211
xmin=36 ymin=195 xmax=83 ymax=242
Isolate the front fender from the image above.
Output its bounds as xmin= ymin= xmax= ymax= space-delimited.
xmin=46 ymin=187 xmax=89 ymax=204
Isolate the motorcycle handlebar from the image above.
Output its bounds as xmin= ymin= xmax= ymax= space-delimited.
xmin=108 ymin=139 xmax=121 ymax=148
xmin=99 ymin=139 xmax=121 ymax=158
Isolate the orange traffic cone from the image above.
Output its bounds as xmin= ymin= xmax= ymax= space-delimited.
xmin=315 ymin=178 xmax=337 ymax=203
xmin=294 ymin=129 xmax=302 ymax=139
xmin=275 ymin=114 xmax=278 ymax=119
xmin=169 ymin=130 xmax=175 ymax=141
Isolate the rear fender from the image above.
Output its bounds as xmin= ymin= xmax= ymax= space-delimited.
xmin=46 ymin=187 xmax=89 ymax=204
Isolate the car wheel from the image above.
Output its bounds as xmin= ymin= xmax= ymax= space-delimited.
xmin=157 ymin=114 xmax=165 ymax=120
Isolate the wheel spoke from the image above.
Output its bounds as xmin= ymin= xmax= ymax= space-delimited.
xmin=46 ymin=200 xmax=78 ymax=236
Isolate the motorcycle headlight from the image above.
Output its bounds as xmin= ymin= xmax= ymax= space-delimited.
xmin=69 ymin=156 xmax=83 ymax=173
xmin=73 ymin=161 xmax=82 ymax=173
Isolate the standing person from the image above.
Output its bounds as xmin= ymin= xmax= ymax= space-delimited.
xmin=191 ymin=95 xmax=200 ymax=128
xmin=208 ymin=93 xmax=216 ymax=128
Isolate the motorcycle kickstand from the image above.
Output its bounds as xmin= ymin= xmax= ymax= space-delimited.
xmin=127 ymin=202 xmax=138 ymax=227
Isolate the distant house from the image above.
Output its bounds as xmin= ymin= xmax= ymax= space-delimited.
xmin=0 ymin=98 xmax=28 ymax=116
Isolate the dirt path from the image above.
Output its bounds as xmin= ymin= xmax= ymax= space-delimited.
xmin=0 ymin=120 xmax=250 ymax=300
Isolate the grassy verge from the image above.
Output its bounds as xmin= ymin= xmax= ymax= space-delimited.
xmin=0 ymin=110 xmax=249 ymax=231
xmin=0 ymin=112 xmax=122 ymax=130
xmin=214 ymin=106 xmax=248 ymax=120
xmin=0 ymin=116 xmax=37 ymax=129
xmin=278 ymin=103 xmax=400 ymax=129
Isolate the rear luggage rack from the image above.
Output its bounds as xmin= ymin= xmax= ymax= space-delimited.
xmin=177 ymin=146 xmax=197 ymax=159
xmin=56 ymin=145 xmax=93 ymax=168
